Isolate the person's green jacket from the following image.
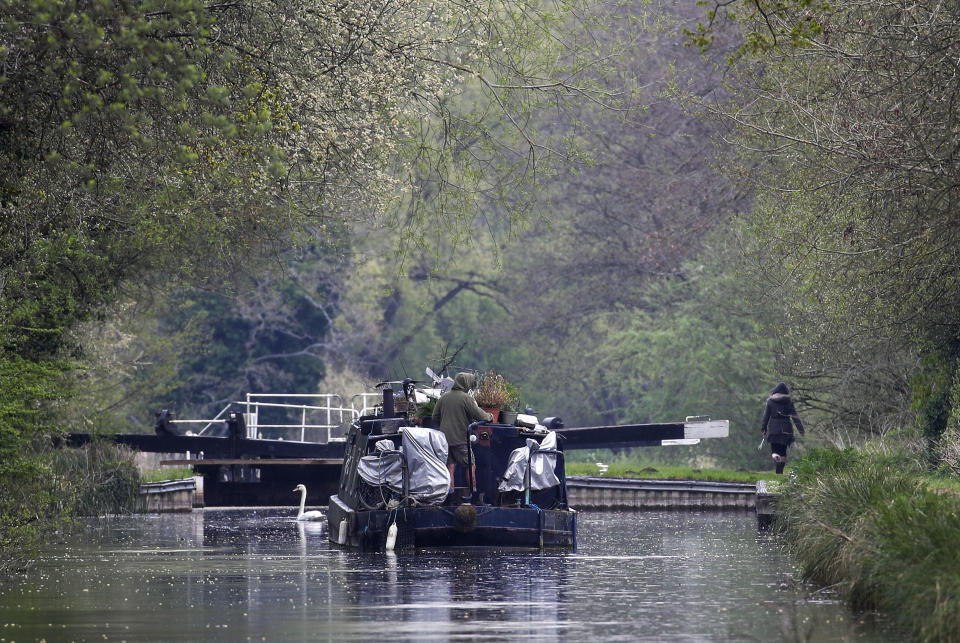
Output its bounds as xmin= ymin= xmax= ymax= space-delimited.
xmin=432 ymin=372 xmax=493 ymax=447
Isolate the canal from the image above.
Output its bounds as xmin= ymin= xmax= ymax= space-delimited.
xmin=0 ymin=509 xmax=897 ymax=641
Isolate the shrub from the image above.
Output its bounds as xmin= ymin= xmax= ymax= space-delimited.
xmin=776 ymin=448 xmax=960 ymax=641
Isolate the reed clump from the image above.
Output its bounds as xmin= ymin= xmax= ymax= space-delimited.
xmin=776 ymin=448 xmax=960 ymax=641
xmin=48 ymin=441 xmax=143 ymax=516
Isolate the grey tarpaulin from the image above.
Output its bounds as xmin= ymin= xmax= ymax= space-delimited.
xmin=357 ymin=427 xmax=451 ymax=505
xmin=357 ymin=438 xmax=403 ymax=489
xmin=498 ymin=430 xmax=560 ymax=492
xmin=401 ymin=426 xmax=450 ymax=504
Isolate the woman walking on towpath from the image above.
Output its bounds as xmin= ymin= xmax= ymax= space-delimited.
xmin=761 ymin=382 xmax=805 ymax=474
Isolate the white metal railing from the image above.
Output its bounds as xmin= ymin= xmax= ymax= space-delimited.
xmin=167 ymin=389 xmax=418 ymax=444
xmin=351 ymin=392 xmax=383 ymax=418
xmin=171 ymin=402 xmax=235 ymax=436
xmin=244 ymin=393 xmax=354 ymax=442
xmin=169 ymin=394 xmax=360 ymax=443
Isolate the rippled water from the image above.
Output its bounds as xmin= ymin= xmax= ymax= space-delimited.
xmin=0 ymin=509 xmax=897 ymax=641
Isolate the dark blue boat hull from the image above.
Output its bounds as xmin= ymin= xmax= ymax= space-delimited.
xmin=327 ymin=494 xmax=577 ymax=550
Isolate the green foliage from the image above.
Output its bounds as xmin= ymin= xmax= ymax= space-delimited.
xmin=414 ymin=398 xmax=437 ymax=422
xmin=687 ymin=0 xmax=833 ymax=55
xmin=776 ymin=448 xmax=960 ymax=641
xmin=558 ymin=231 xmax=782 ymax=470
xmin=693 ymin=0 xmax=960 ymax=449
xmin=0 ymin=357 xmax=64 ymax=452
xmin=911 ymin=354 xmax=955 ymax=445
xmin=1 ymin=0 xmax=602 ymax=381
xmin=154 ymin=285 xmax=328 ymax=418
xmin=937 ymin=366 xmax=960 ymax=474
xmin=0 ymin=360 xmax=140 ymax=570
xmin=500 ymin=382 xmax=523 ymax=412
xmin=0 ymin=356 xmax=69 ymax=573
xmin=0 ymin=460 xmax=65 ymax=575
xmin=785 ymin=447 xmax=863 ymax=483
xmin=57 ymin=240 xmax=347 ymax=433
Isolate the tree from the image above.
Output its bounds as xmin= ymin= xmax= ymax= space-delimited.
xmin=2 ymin=0 xmax=615 ymax=358
xmin=0 ymin=0 xmax=618 ymax=569
xmin=151 ymin=244 xmax=345 ymax=423
xmin=695 ymin=1 xmax=960 ymax=448
xmin=321 ymin=1 xmax=765 ymax=455
xmin=475 ymin=1 xmax=751 ymax=428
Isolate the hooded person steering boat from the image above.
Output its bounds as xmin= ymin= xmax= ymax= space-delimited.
xmin=432 ymin=372 xmax=494 ymax=496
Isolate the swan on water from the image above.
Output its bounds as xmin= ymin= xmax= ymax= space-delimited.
xmin=293 ymin=484 xmax=324 ymax=521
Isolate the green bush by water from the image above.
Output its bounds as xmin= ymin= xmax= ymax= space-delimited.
xmin=776 ymin=448 xmax=960 ymax=642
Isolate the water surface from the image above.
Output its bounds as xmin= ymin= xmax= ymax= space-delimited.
xmin=0 ymin=509 xmax=896 ymax=641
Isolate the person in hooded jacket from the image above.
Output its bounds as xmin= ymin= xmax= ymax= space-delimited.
xmin=761 ymin=382 xmax=805 ymax=474
xmin=433 ymin=372 xmax=494 ymax=496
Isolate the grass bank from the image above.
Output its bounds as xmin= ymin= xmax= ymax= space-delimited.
xmin=141 ymin=466 xmax=194 ymax=482
xmin=564 ymin=462 xmax=778 ymax=484
xmin=776 ymin=448 xmax=960 ymax=642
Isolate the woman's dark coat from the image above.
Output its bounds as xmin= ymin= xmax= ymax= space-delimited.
xmin=761 ymin=382 xmax=805 ymax=445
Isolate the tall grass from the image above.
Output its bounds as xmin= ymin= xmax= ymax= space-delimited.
xmin=48 ymin=441 xmax=143 ymax=516
xmin=0 ymin=457 xmax=64 ymax=575
xmin=777 ymin=448 xmax=960 ymax=641
xmin=1 ymin=441 xmax=143 ymax=575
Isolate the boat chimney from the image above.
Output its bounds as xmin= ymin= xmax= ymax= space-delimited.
xmin=382 ymin=386 xmax=395 ymax=417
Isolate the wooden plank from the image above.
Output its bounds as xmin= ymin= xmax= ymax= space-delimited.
xmin=557 ymin=422 xmax=685 ymax=449
xmin=682 ymin=419 xmax=729 ymax=439
xmin=67 ymin=432 xmax=348 ymax=459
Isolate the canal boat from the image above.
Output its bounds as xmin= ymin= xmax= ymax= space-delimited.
xmin=326 ymin=388 xmax=577 ymax=550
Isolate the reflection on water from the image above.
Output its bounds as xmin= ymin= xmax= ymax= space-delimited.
xmin=0 ymin=510 xmax=897 ymax=641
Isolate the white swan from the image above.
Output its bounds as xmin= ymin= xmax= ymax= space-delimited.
xmin=293 ymin=484 xmax=324 ymax=521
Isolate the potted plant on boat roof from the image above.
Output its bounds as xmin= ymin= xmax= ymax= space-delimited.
xmin=474 ymin=370 xmax=511 ymax=423
xmin=415 ymin=397 xmax=437 ymax=428
xmin=498 ymin=382 xmax=523 ymax=426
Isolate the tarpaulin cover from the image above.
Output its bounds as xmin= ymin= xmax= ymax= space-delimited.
xmin=498 ymin=430 xmax=560 ymax=492
xmin=357 ymin=438 xmax=403 ymax=489
xmin=401 ymin=427 xmax=450 ymax=505
xmin=357 ymin=428 xmax=450 ymax=505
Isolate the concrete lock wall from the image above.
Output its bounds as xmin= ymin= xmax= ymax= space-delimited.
xmin=566 ymin=477 xmax=758 ymax=510
xmin=140 ymin=479 xmax=197 ymax=513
